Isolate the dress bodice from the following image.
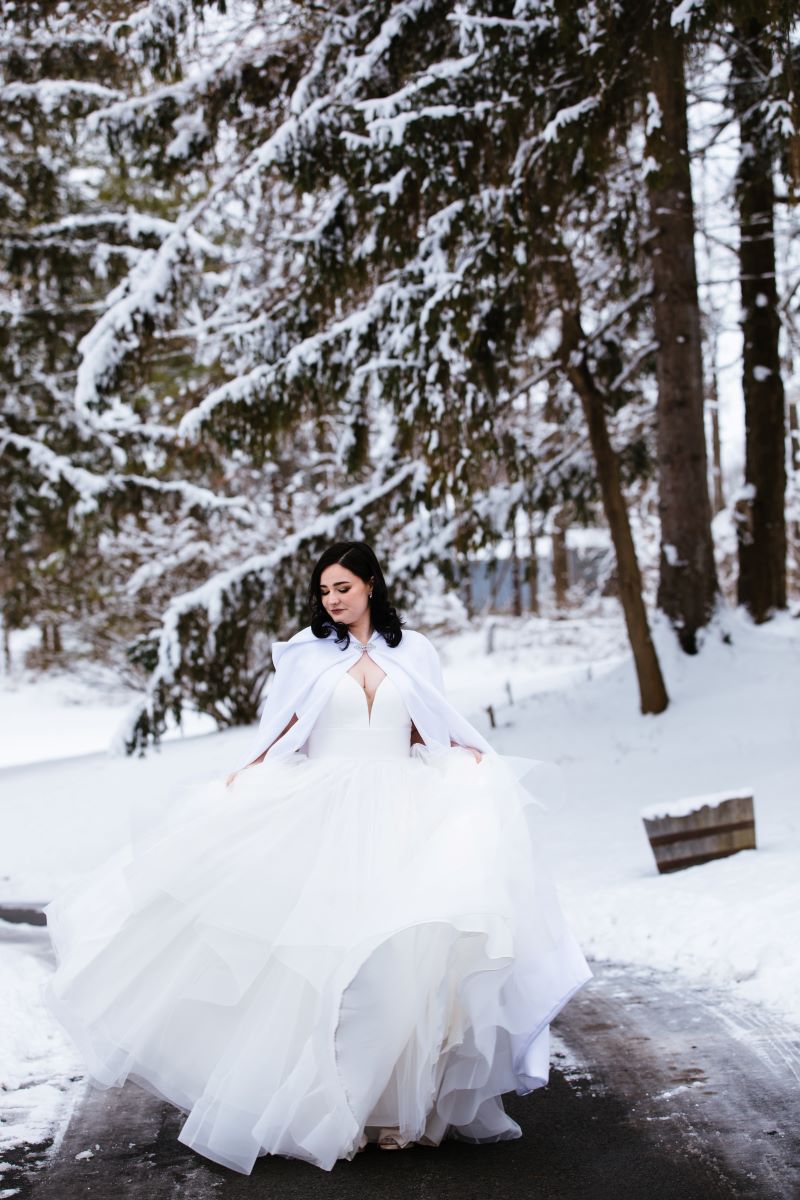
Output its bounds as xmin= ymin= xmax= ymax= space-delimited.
xmin=306 ymin=670 xmax=412 ymax=760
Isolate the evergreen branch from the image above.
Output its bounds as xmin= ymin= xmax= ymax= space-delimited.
xmin=116 ymin=457 xmax=422 ymax=754
xmin=0 ymin=80 xmax=125 ymax=110
xmin=1 ymin=430 xmax=253 ymax=518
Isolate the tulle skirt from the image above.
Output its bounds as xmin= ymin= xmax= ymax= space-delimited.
xmin=44 ymin=744 xmax=592 ymax=1174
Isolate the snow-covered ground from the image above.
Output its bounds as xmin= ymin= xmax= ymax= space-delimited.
xmin=1 ymin=604 xmax=798 ymax=1175
xmin=0 ymin=926 xmax=82 ymax=1166
xmin=484 ymin=609 xmax=799 ymax=1022
xmin=0 ymin=665 xmax=215 ymax=770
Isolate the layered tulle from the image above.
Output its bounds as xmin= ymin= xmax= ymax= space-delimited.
xmin=45 ymin=743 xmax=591 ymax=1173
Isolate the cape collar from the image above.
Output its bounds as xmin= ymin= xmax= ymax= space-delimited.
xmin=273 ymin=625 xmax=385 ymax=668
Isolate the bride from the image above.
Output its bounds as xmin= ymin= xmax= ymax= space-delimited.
xmin=44 ymin=540 xmax=592 ymax=1174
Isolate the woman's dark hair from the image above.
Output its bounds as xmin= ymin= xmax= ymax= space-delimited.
xmin=308 ymin=541 xmax=403 ymax=648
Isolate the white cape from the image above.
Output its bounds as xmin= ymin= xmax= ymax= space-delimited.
xmin=236 ymin=625 xmax=495 ymax=770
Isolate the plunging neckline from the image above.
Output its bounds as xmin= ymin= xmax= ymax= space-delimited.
xmin=343 ymin=669 xmax=387 ymax=725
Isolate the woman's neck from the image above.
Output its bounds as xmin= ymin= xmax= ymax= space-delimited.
xmin=347 ymin=614 xmax=374 ymax=646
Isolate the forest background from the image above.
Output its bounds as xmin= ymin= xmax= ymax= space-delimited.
xmin=1 ymin=0 xmax=798 ymax=751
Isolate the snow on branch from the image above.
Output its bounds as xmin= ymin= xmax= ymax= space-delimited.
xmin=542 ymin=97 xmax=599 ymax=143
xmin=85 ymin=33 xmax=264 ymax=139
xmin=243 ymin=5 xmax=455 ymax=180
xmin=27 ymin=212 xmax=193 ymax=243
xmin=352 ymin=52 xmax=480 ymax=121
xmin=347 ymin=0 xmax=436 ymax=84
xmin=0 ymin=80 xmax=124 ymax=113
xmin=177 ymin=275 xmax=401 ymax=438
xmin=446 ymin=11 xmax=552 ymax=33
xmin=2 ymin=430 xmax=252 ymax=519
xmin=671 ymin=0 xmax=704 ymax=34
xmin=73 ymin=195 xmax=220 ymax=416
xmin=2 ymin=431 xmax=109 ymax=512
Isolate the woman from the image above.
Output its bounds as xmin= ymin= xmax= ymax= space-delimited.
xmin=45 ymin=541 xmax=592 ymax=1175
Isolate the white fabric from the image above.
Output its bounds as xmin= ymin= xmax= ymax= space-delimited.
xmin=235 ymin=625 xmax=495 ymax=770
xmin=44 ymin=662 xmax=592 ymax=1175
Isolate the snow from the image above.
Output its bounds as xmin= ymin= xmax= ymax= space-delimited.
xmin=645 ymin=91 xmax=662 ymax=137
xmin=0 ymin=672 xmax=217 ymax=770
xmin=641 ymin=789 xmax=754 ymax=821
xmin=670 ymin=0 xmax=703 ymax=33
xmin=0 ymin=80 xmax=123 ymax=113
xmin=0 ymin=606 xmax=798 ymax=1163
xmin=0 ymin=926 xmax=82 ymax=1168
xmin=487 ymin=610 xmax=800 ymax=1024
xmin=542 ymin=98 xmax=598 ymax=144
xmin=0 ymin=431 xmax=246 ymax=520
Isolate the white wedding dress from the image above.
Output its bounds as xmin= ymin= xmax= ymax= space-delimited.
xmin=45 ymin=667 xmax=592 ymax=1174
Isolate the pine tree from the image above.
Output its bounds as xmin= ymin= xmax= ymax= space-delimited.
xmin=21 ymin=2 xmax=777 ymax=739
xmin=0 ymin=0 xmax=246 ymax=653
xmin=644 ymin=3 xmax=719 ymax=652
xmin=150 ymin=0 xmax=671 ymax=720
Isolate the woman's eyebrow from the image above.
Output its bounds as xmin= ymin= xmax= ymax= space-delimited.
xmin=320 ymin=580 xmax=351 ymax=588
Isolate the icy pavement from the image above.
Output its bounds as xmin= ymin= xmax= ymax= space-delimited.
xmin=3 ymin=949 xmax=798 ymax=1198
xmin=0 ymin=916 xmax=82 ymax=1197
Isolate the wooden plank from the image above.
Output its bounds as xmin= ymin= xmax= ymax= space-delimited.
xmin=642 ymin=794 xmax=756 ymax=874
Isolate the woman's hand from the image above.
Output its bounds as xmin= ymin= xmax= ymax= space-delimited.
xmin=225 ymin=770 xmax=239 ymax=789
xmin=450 ymin=738 xmax=482 ymax=765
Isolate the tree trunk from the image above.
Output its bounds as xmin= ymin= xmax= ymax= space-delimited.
xmin=0 ymin=612 xmax=8 ymax=677
xmin=646 ymin=19 xmax=718 ymax=651
xmin=552 ymin=515 xmax=569 ymax=610
xmin=789 ymin=397 xmax=799 ymax=473
xmin=527 ymin=508 xmax=540 ymax=615
xmin=552 ymin=257 xmax=668 ymax=714
xmin=707 ymin=354 xmax=725 ymax=515
xmin=510 ymin=527 xmax=523 ymax=617
xmin=732 ymin=19 xmax=787 ymax=621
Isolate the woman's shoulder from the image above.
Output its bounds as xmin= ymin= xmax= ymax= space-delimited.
xmin=271 ymin=625 xmax=330 ymax=668
xmin=392 ymin=628 xmax=438 ymax=657
xmin=286 ymin=625 xmax=317 ymax=646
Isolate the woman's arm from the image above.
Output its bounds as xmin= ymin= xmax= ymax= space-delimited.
xmin=226 ymin=713 xmax=299 ymax=787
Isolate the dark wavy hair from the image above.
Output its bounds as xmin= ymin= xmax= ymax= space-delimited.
xmin=308 ymin=542 xmax=403 ymax=648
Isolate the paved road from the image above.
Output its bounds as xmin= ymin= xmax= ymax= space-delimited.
xmin=5 ymin=920 xmax=799 ymax=1200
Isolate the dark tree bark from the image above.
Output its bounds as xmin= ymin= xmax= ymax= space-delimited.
xmin=552 ymin=515 xmax=569 ymax=610
xmin=709 ymin=398 xmax=724 ymax=516
xmin=527 ymin=508 xmax=540 ymax=615
xmin=707 ymin=348 xmax=725 ymax=515
xmin=731 ymin=18 xmax=788 ymax=620
xmin=646 ymin=18 xmax=719 ymax=651
xmin=510 ymin=529 xmax=523 ymax=617
xmin=553 ymin=259 xmax=669 ymax=715
xmin=789 ymin=399 xmax=799 ymax=473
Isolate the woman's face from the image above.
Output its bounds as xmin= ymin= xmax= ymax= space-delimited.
xmin=319 ymin=564 xmax=373 ymax=626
